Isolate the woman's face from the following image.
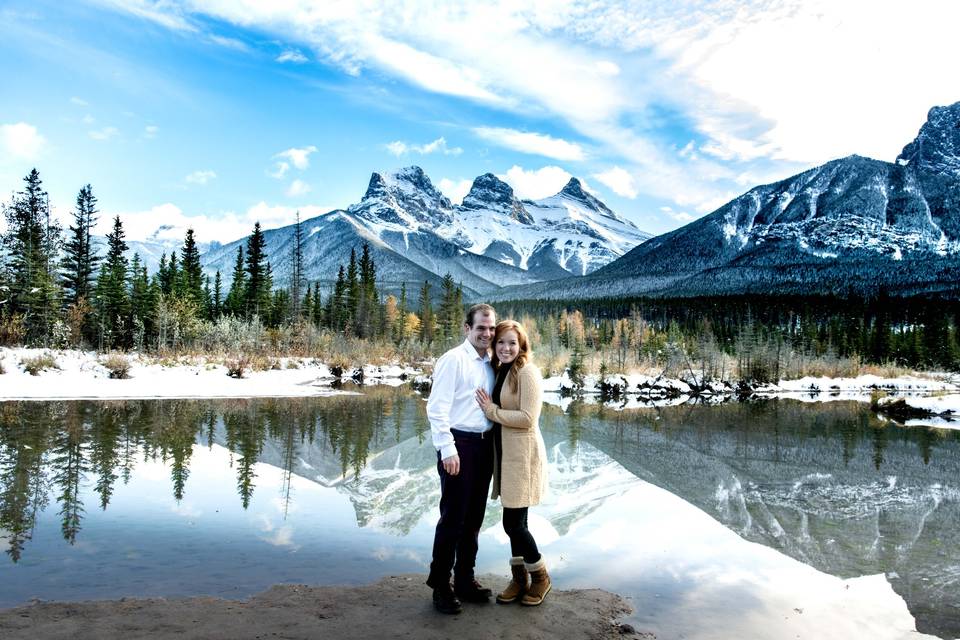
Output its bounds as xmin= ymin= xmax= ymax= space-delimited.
xmin=496 ymin=329 xmax=520 ymax=365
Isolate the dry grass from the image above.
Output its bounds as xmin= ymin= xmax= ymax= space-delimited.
xmin=99 ymin=353 xmax=131 ymax=379
xmin=20 ymin=352 xmax=59 ymax=376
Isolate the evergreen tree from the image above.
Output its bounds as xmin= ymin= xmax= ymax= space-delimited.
xmin=94 ymin=216 xmax=130 ymax=349
xmin=212 ymin=270 xmax=222 ymax=319
xmin=61 ymin=184 xmax=100 ymax=308
xmin=224 ymin=246 xmax=246 ymax=316
xmin=393 ymin=282 xmax=408 ymax=343
xmin=128 ymin=255 xmax=152 ymax=350
xmin=302 ymin=283 xmax=313 ymax=326
xmin=1 ymin=169 xmax=62 ymax=344
xmin=290 ymin=211 xmax=305 ymax=321
xmin=418 ymin=280 xmax=434 ymax=343
xmin=179 ymin=229 xmax=205 ymax=310
xmin=243 ymin=223 xmax=270 ymax=319
xmin=346 ymin=248 xmax=359 ymax=333
xmin=326 ymin=266 xmax=347 ymax=331
xmin=311 ymin=281 xmax=324 ymax=328
xmin=437 ymin=273 xmax=460 ymax=340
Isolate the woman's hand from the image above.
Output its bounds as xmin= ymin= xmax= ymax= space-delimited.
xmin=475 ymin=387 xmax=495 ymax=413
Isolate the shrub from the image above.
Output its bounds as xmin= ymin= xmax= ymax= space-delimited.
xmin=226 ymin=355 xmax=250 ymax=379
xmin=100 ymin=353 xmax=131 ymax=379
xmin=0 ymin=359 xmax=5 ymax=375
xmin=21 ymin=353 xmax=59 ymax=376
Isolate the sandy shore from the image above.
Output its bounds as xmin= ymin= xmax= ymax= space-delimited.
xmin=0 ymin=574 xmax=648 ymax=640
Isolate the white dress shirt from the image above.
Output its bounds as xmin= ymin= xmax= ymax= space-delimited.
xmin=427 ymin=338 xmax=495 ymax=460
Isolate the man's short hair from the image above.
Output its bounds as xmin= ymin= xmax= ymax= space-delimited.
xmin=465 ymin=303 xmax=496 ymax=327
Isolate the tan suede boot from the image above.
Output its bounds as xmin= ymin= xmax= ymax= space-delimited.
xmin=521 ymin=558 xmax=551 ymax=606
xmin=496 ymin=557 xmax=528 ymax=604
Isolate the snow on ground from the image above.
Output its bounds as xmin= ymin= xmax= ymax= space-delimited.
xmin=775 ymin=374 xmax=957 ymax=393
xmin=0 ymin=348 xmax=418 ymax=401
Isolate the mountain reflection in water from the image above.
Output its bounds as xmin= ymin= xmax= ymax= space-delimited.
xmin=0 ymin=389 xmax=957 ymax=638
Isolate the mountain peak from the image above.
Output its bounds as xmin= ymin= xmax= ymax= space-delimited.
xmin=355 ymin=166 xmax=452 ymax=226
xmin=896 ymin=101 xmax=960 ymax=178
xmin=461 ymin=173 xmax=533 ymax=224
xmin=556 ymin=177 xmax=625 ymax=223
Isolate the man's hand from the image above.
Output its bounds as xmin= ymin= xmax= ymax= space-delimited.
xmin=442 ymin=453 xmax=461 ymax=476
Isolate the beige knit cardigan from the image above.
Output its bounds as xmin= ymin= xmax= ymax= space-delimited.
xmin=483 ymin=362 xmax=548 ymax=508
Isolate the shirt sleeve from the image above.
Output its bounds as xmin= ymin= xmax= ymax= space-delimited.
xmin=427 ymin=352 xmax=459 ymax=460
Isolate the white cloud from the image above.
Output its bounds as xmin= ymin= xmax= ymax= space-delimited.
xmin=98 ymin=0 xmax=960 ymax=225
xmin=82 ymin=115 xmax=96 ymax=125
xmin=500 ymin=165 xmax=571 ymax=200
xmin=474 ymin=127 xmax=585 ymax=161
xmin=99 ymin=201 xmax=335 ymax=244
xmin=438 ymin=177 xmax=473 ymax=204
xmin=208 ymin=34 xmax=247 ymax=50
xmin=270 ymin=161 xmax=289 ymax=179
xmin=286 ymin=179 xmax=311 ymax=197
xmin=660 ymin=205 xmax=694 ymax=223
xmin=274 ymin=145 xmax=317 ymax=170
xmin=276 ymin=50 xmax=308 ymax=63
xmin=592 ymin=166 xmax=638 ymax=199
xmin=385 ymin=136 xmax=462 ymax=157
xmin=89 ymin=126 xmax=119 ymax=141
xmin=69 ymin=96 xmax=89 ymax=107
xmin=144 ymin=125 xmax=159 ymax=138
xmin=185 ymin=170 xmax=216 ymax=185
xmin=1 ymin=122 xmax=46 ymax=160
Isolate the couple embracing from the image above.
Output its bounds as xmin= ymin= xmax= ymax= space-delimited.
xmin=425 ymin=303 xmax=550 ymax=615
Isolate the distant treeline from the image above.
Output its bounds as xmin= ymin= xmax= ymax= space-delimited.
xmin=496 ymin=293 xmax=960 ymax=372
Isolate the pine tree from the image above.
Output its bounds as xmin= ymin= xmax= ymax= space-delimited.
xmin=179 ymin=228 xmax=205 ymax=311
xmin=224 ymin=246 xmax=246 ymax=316
xmin=1 ymin=169 xmax=61 ymax=344
xmin=326 ymin=266 xmax=347 ymax=331
xmin=128 ymin=255 xmax=152 ymax=350
xmin=393 ymin=282 xmax=408 ymax=343
xmin=418 ymin=280 xmax=434 ymax=343
xmin=94 ymin=216 xmax=130 ymax=349
xmin=243 ymin=222 xmax=270 ymax=319
xmin=291 ymin=211 xmax=305 ymax=322
xmin=346 ymin=248 xmax=359 ymax=333
xmin=311 ymin=281 xmax=324 ymax=328
xmin=61 ymin=184 xmax=100 ymax=308
xmin=438 ymin=273 xmax=459 ymax=340
xmin=212 ymin=270 xmax=223 ymax=319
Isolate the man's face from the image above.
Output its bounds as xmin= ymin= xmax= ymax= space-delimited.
xmin=465 ymin=312 xmax=496 ymax=355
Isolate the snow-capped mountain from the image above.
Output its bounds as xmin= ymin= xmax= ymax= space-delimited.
xmin=491 ymin=100 xmax=960 ymax=300
xmin=201 ymin=166 xmax=650 ymax=296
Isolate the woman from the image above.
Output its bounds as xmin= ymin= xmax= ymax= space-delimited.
xmin=476 ymin=320 xmax=550 ymax=606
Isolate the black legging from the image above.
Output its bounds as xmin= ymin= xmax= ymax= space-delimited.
xmin=502 ymin=506 xmax=540 ymax=564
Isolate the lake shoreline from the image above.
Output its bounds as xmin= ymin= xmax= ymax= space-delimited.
xmin=0 ymin=574 xmax=647 ymax=640
xmin=2 ymin=346 xmax=958 ymax=429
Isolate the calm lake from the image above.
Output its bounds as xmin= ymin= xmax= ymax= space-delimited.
xmin=1 ymin=388 xmax=958 ymax=639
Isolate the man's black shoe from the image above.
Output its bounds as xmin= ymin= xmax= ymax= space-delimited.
xmin=454 ymin=578 xmax=493 ymax=603
xmin=432 ymin=585 xmax=463 ymax=614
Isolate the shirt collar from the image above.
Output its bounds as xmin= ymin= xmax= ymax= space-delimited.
xmin=461 ymin=338 xmax=490 ymax=362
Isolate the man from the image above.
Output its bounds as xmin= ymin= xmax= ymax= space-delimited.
xmin=425 ymin=303 xmax=497 ymax=614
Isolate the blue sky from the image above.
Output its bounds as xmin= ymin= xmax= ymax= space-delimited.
xmin=2 ymin=0 xmax=959 ymax=244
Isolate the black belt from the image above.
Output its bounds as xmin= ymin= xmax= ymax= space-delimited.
xmin=451 ymin=428 xmax=492 ymax=440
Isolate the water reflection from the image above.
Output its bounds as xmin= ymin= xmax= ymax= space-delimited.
xmin=0 ymin=391 xmax=957 ymax=638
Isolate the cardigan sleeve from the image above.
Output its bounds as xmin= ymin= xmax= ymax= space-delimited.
xmin=483 ymin=364 xmax=542 ymax=430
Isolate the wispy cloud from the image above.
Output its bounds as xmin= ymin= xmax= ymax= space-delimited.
xmin=270 ymin=145 xmax=317 ymax=179
xmin=275 ymin=145 xmax=316 ymax=170
xmin=276 ymin=50 xmax=307 ymax=64
xmin=69 ymin=96 xmax=89 ymax=107
xmin=185 ymin=169 xmax=216 ymax=185
xmin=385 ymin=136 xmax=462 ymax=157
xmin=1 ymin=122 xmax=46 ymax=160
xmin=144 ymin=124 xmax=159 ymax=138
xmin=593 ymin=166 xmax=637 ymax=199
xmin=474 ymin=127 xmax=584 ymax=161
xmin=89 ymin=126 xmax=119 ymax=140
xmin=660 ymin=205 xmax=694 ymax=223
xmin=97 ymin=201 xmax=335 ymax=244
xmin=499 ymin=165 xmax=571 ymax=201
xmin=285 ymin=179 xmax=311 ymax=197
